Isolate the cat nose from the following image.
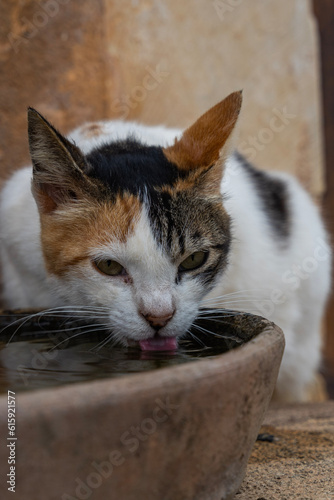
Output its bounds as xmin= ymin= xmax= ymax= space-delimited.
xmin=143 ymin=311 xmax=175 ymax=329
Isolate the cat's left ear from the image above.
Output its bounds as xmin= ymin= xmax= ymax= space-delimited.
xmin=163 ymin=91 xmax=242 ymax=194
xmin=28 ymin=108 xmax=91 ymax=214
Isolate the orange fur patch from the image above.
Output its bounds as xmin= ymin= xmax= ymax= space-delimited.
xmin=40 ymin=194 xmax=142 ymax=276
xmin=81 ymin=123 xmax=105 ymax=138
xmin=163 ymin=91 xmax=242 ymax=171
xmin=160 ymin=164 xmax=224 ymax=199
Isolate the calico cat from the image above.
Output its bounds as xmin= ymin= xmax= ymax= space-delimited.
xmin=0 ymin=91 xmax=331 ymax=401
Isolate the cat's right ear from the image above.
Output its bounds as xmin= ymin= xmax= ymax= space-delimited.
xmin=163 ymin=91 xmax=242 ymax=196
xmin=28 ymin=108 xmax=90 ymax=214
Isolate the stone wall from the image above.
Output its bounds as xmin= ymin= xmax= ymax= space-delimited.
xmin=0 ymin=0 xmax=324 ymax=195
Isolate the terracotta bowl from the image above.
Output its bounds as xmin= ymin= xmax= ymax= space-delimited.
xmin=0 ymin=312 xmax=284 ymax=500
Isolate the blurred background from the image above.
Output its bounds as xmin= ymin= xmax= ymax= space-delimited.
xmin=0 ymin=0 xmax=333 ymax=394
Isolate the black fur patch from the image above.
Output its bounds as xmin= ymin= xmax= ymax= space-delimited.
xmin=85 ymin=138 xmax=231 ymax=286
xmin=235 ymin=152 xmax=290 ymax=239
xmin=86 ymin=139 xmax=186 ymax=196
xmin=148 ymin=188 xmax=231 ymax=287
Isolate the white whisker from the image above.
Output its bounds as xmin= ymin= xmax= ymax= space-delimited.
xmin=202 ymin=289 xmax=272 ymax=300
xmin=192 ymin=322 xmax=242 ymax=343
xmin=92 ymin=332 xmax=118 ymax=351
xmin=185 ymin=329 xmax=209 ymax=349
xmin=48 ymin=325 xmax=111 ymax=351
xmin=1 ymin=306 xmax=111 ymax=344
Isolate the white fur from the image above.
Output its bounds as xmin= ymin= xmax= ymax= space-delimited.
xmin=0 ymin=120 xmax=331 ymax=401
xmin=208 ymin=158 xmax=332 ymax=400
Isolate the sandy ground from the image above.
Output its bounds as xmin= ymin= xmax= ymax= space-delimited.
xmin=234 ymin=401 xmax=334 ymax=500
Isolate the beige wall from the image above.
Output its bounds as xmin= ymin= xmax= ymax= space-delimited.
xmin=0 ymin=0 xmax=324 ymax=197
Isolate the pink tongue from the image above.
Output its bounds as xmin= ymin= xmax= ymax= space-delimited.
xmin=139 ymin=336 xmax=178 ymax=352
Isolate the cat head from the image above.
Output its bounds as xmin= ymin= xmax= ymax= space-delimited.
xmin=28 ymin=91 xmax=242 ymax=350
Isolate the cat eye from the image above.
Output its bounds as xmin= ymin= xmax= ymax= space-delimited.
xmin=178 ymin=251 xmax=208 ymax=272
xmin=94 ymin=259 xmax=125 ymax=276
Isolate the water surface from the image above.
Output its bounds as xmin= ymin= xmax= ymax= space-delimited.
xmin=0 ymin=310 xmax=265 ymax=393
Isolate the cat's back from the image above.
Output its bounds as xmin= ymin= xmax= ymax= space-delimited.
xmin=222 ymin=152 xmax=331 ymax=285
xmin=68 ymin=119 xmax=182 ymax=154
xmin=0 ymin=167 xmax=50 ymax=307
xmin=0 ymin=167 xmax=39 ymax=242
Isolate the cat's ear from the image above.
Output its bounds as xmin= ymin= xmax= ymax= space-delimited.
xmin=28 ymin=108 xmax=90 ymax=214
xmin=163 ymin=91 xmax=242 ymax=193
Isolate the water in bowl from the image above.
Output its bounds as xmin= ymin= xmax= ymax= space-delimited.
xmin=0 ymin=309 xmax=265 ymax=393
